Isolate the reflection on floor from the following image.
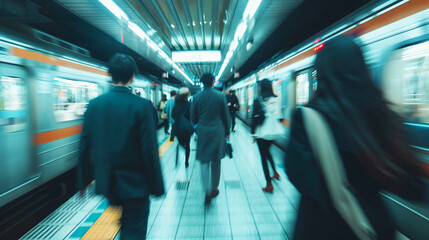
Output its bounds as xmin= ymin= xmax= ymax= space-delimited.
xmin=21 ymin=122 xmax=301 ymax=240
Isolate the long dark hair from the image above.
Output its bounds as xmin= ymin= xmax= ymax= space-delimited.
xmin=258 ymin=79 xmax=276 ymax=99
xmin=311 ymin=35 xmax=425 ymax=199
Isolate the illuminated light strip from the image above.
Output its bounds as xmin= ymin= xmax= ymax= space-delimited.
xmin=216 ymin=0 xmax=262 ymax=81
xmin=98 ymin=0 xmax=129 ymax=20
xmin=98 ymin=1 xmax=194 ymax=84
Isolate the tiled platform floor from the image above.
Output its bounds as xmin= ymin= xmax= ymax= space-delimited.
xmin=22 ymin=121 xmax=301 ymax=239
xmin=145 ymin=122 xmax=300 ymax=240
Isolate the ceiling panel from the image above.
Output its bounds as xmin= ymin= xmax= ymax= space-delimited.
xmin=55 ymin=0 xmax=302 ymax=84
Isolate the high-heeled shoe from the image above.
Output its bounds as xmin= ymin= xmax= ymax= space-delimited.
xmin=185 ymin=161 xmax=189 ymax=168
xmin=271 ymin=172 xmax=280 ymax=180
xmin=262 ymin=184 xmax=274 ymax=193
xmin=210 ymin=189 xmax=219 ymax=198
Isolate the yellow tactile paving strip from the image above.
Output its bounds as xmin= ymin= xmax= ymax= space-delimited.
xmin=81 ymin=137 xmax=172 ymax=240
xmin=81 ymin=207 xmax=121 ymax=240
xmin=158 ymin=138 xmax=174 ymax=158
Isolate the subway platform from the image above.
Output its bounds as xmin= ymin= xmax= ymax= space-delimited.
xmin=20 ymin=121 xmax=427 ymax=239
xmin=20 ymin=122 xmax=298 ymax=240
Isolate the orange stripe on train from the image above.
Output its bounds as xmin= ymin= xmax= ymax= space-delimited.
xmin=10 ymin=47 xmax=109 ymax=76
xmin=274 ymin=0 xmax=429 ymax=71
xmin=34 ymin=125 xmax=82 ymax=145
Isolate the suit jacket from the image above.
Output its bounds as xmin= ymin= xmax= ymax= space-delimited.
xmin=191 ymin=88 xmax=230 ymax=162
xmin=226 ymin=94 xmax=240 ymax=113
xmin=78 ymin=86 xmax=165 ymax=202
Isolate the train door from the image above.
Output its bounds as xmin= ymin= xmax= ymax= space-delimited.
xmin=0 ymin=63 xmax=38 ymax=197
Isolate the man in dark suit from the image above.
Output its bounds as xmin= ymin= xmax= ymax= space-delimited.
xmin=78 ymin=54 xmax=164 ymax=239
xmin=191 ymin=73 xmax=230 ymax=205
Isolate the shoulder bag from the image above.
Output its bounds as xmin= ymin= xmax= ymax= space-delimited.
xmin=257 ymin=97 xmax=285 ymax=140
xmin=301 ymin=107 xmax=377 ymax=240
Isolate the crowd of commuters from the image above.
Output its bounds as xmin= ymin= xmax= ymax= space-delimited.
xmin=77 ymin=35 xmax=426 ymax=239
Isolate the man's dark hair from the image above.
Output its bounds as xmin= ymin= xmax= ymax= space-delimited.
xmin=201 ymin=73 xmax=214 ymax=88
xmin=108 ymin=53 xmax=138 ymax=84
xmin=170 ymin=90 xmax=177 ymax=97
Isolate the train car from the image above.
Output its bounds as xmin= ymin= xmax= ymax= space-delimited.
xmin=0 ymin=25 xmax=175 ymax=211
xmin=229 ymin=0 xmax=429 ymax=238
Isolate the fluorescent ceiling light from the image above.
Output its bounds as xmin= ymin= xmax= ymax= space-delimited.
xmin=100 ymin=0 xmax=194 ymax=85
xmin=98 ymin=0 xmax=129 ymax=20
xmin=172 ymin=51 xmax=221 ymax=62
xmin=243 ymin=0 xmax=262 ymax=20
xmin=230 ymin=40 xmax=239 ymax=51
xmin=128 ymin=22 xmax=148 ymax=40
xmin=235 ymin=22 xmax=247 ymax=40
xmin=147 ymin=40 xmax=160 ymax=52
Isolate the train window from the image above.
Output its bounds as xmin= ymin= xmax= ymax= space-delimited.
xmin=52 ymin=78 xmax=100 ymax=122
xmin=134 ymin=87 xmax=145 ymax=98
xmin=0 ymin=76 xmax=27 ymax=132
xmin=383 ymin=41 xmax=429 ymax=124
xmin=296 ymin=72 xmax=310 ymax=105
xmin=0 ymin=76 xmax=25 ymax=111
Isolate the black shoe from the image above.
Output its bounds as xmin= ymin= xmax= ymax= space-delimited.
xmin=185 ymin=162 xmax=189 ymax=168
xmin=204 ymin=194 xmax=211 ymax=205
xmin=170 ymin=138 xmax=174 ymax=142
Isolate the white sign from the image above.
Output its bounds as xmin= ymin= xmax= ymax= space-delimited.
xmin=172 ymin=51 xmax=221 ymax=63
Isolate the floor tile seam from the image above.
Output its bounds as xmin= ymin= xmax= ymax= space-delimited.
xmin=228 ymin=134 xmax=263 ymax=239
xmin=80 ymin=205 xmax=122 ymax=239
xmin=63 ymin=196 xmax=105 ymax=239
xmin=148 ymin=139 xmax=198 ymax=235
xmin=159 ymin=140 xmax=178 ymax=171
xmin=147 ymin=140 xmax=182 ymax=235
xmin=236 ymin=140 xmax=295 ymax=210
xmin=233 ymin=123 xmax=290 ymax=201
xmin=174 ymin=148 xmax=199 ymax=239
xmin=221 ymin=167 xmax=235 ymax=240
xmin=232 ymin=132 xmax=291 ymax=238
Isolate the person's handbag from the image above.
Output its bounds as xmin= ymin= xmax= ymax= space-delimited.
xmin=301 ymin=107 xmax=377 ymax=240
xmin=226 ymin=138 xmax=233 ymax=158
xmin=159 ymin=101 xmax=167 ymax=119
xmin=257 ymin=98 xmax=285 ymax=140
xmin=161 ymin=112 xmax=167 ymax=120
xmin=252 ymin=98 xmax=265 ymax=127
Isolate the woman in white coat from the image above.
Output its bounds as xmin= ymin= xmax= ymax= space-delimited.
xmin=251 ymin=79 xmax=283 ymax=193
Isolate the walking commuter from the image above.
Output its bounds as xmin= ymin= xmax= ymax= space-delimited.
xmin=226 ymin=90 xmax=240 ymax=132
xmin=251 ymin=79 xmax=283 ymax=193
xmin=77 ymin=53 xmax=165 ymax=240
xmin=158 ymin=94 xmax=169 ymax=134
xmin=172 ymin=87 xmax=193 ymax=168
xmin=285 ymin=35 xmax=426 ymax=240
xmin=163 ymin=90 xmax=177 ymax=141
xmin=191 ymin=73 xmax=230 ymax=205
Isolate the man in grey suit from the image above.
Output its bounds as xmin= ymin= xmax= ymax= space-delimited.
xmin=191 ymin=73 xmax=230 ymax=205
xmin=78 ymin=54 xmax=164 ymax=239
